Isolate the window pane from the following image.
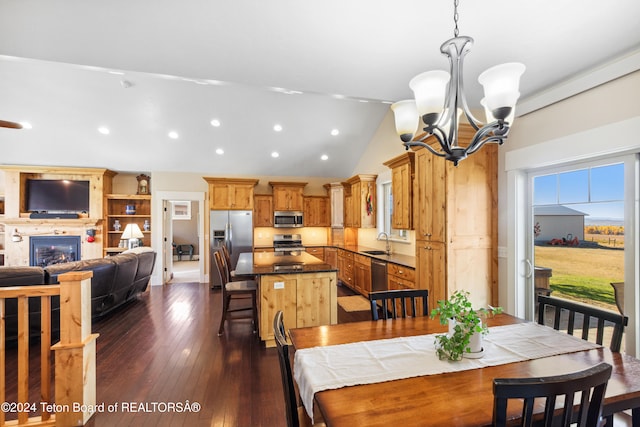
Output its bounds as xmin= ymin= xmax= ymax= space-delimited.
xmin=591 ymin=164 xmax=624 ymax=201
xmin=533 ymin=175 xmax=557 ymax=205
xmin=558 ymin=170 xmax=588 ymax=204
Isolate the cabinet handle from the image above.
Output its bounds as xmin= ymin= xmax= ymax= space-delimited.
xmin=398 ymin=270 xmax=403 ymax=274
xmin=424 ymin=246 xmax=432 ymax=250
xmin=423 ymin=233 xmax=432 ymax=237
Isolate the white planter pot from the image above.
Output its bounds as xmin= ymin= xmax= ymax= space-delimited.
xmin=448 ymin=318 xmax=484 ymax=359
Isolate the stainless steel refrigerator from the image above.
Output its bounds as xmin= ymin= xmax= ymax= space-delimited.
xmin=210 ymin=210 xmax=253 ymax=288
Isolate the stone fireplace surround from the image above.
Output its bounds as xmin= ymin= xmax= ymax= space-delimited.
xmin=4 ymin=219 xmax=103 ymax=266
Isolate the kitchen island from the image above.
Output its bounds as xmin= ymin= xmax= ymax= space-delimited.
xmin=235 ymin=251 xmax=338 ymax=347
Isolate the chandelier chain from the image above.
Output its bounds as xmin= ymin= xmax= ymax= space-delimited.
xmin=453 ymin=0 xmax=460 ymax=37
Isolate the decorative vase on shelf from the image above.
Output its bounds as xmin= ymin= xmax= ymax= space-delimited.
xmin=125 ymin=205 xmax=136 ymax=215
xmin=113 ymin=219 xmax=121 ymax=231
xmin=143 ymin=219 xmax=150 ymax=232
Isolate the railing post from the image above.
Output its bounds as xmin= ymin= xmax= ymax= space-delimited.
xmin=51 ymin=271 xmax=99 ymax=426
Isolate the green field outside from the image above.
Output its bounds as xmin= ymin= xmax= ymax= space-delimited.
xmin=534 ymin=246 xmax=623 ymax=310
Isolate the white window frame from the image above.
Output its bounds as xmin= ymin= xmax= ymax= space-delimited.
xmin=504 ymin=117 xmax=640 ymax=357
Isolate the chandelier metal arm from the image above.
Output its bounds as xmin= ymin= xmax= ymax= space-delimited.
xmin=466 ymin=121 xmax=511 ymax=155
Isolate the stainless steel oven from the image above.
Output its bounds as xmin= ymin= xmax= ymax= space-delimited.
xmin=274 ymin=211 xmax=303 ymax=228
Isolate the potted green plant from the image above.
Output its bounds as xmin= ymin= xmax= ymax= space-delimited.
xmin=430 ymin=290 xmax=502 ymax=361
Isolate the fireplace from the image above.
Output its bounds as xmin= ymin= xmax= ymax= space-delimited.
xmin=30 ymin=236 xmax=81 ymax=267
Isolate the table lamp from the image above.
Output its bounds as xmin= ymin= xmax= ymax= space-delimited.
xmin=121 ymin=223 xmax=144 ymax=249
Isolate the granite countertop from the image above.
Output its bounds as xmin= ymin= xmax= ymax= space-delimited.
xmin=308 ymin=244 xmax=416 ymax=269
xmin=235 ymin=251 xmax=338 ymax=276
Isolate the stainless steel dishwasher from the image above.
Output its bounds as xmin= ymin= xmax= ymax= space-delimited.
xmin=370 ymin=259 xmax=387 ymax=292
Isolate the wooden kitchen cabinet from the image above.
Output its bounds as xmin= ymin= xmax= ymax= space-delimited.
xmin=342 ymin=183 xmax=354 ymax=228
xmin=324 ymin=247 xmax=337 ymax=267
xmin=303 ymin=196 xmax=330 ymax=227
xmin=253 ymin=194 xmax=273 ymax=227
xmin=413 ymin=124 xmax=498 ymax=308
xmin=329 ymin=183 xmax=344 ymax=228
xmin=306 ymin=246 xmax=325 ymax=260
xmin=343 ymin=174 xmax=377 ymax=228
xmin=353 ymin=253 xmax=372 ymax=296
xmin=204 ymin=177 xmax=258 ymax=210
xmin=384 ymin=152 xmax=415 ymax=230
xmin=270 ymin=181 xmax=306 ymax=211
xmin=259 ymin=272 xmax=337 ymax=344
xmin=337 ymin=249 xmax=354 ymax=288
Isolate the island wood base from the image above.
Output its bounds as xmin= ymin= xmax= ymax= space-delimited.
xmin=259 ymin=271 xmax=337 ymax=347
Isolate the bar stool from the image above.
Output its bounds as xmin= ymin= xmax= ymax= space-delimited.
xmin=213 ymin=250 xmax=258 ymax=336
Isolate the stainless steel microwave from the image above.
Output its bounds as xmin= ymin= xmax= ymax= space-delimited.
xmin=274 ymin=211 xmax=303 ymax=228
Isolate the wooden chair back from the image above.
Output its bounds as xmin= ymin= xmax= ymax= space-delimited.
xmin=537 ymin=294 xmax=628 ymax=352
xmin=493 ymin=362 xmax=612 ymax=427
xmin=274 ymin=310 xmax=300 ymax=427
xmin=369 ymin=289 xmax=429 ymax=320
xmin=213 ymin=250 xmax=230 ymax=287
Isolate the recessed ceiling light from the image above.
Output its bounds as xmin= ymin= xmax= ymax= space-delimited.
xmin=359 ymin=99 xmax=369 ymax=103
xmin=211 ymin=119 xmax=221 ymax=127
xmin=98 ymin=126 xmax=110 ymax=135
xmin=331 ymin=129 xmax=339 ymax=136
xmin=20 ymin=122 xmax=32 ymax=129
xmin=271 ymin=152 xmax=280 ymax=158
xmin=273 ymin=124 xmax=283 ymax=132
xmin=321 ymin=154 xmax=329 ymax=161
xmin=168 ymin=131 xmax=179 ymax=139
xmin=333 ymin=94 xmax=346 ymax=100
xmin=216 ymin=148 xmax=224 ymax=155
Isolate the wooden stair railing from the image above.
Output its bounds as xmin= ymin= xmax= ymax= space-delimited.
xmin=0 ymin=271 xmax=98 ymax=426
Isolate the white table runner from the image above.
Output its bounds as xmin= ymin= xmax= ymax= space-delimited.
xmin=293 ymin=322 xmax=601 ymax=422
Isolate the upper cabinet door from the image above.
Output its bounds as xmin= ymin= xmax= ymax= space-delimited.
xmin=270 ymin=182 xmax=307 ymax=211
xmin=204 ymin=178 xmax=259 ymax=210
xmin=384 ymin=152 xmax=415 ymax=231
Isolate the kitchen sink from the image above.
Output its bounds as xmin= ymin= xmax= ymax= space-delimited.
xmin=362 ymin=250 xmax=387 ymax=255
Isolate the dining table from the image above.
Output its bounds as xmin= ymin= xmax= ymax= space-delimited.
xmin=289 ymin=313 xmax=640 ymax=427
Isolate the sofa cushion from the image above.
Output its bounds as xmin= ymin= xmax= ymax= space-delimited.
xmin=45 ymin=258 xmax=116 ymax=317
xmin=109 ymin=253 xmax=139 ymax=309
xmin=0 ymin=266 xmax=51 ymax=342
xmin=132 ymin=251 xmax=156 ymax=293
xmin=0 ymin=266 xmax=45 ymax=287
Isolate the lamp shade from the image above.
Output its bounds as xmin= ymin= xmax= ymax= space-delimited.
xmin=478 ymin=62 xmax=525 ymax=112
xmin=481 ymin=96 xmax=517 ymax=125
xmin=121 ymin=223 xmax=144 ymax=240
xmin=409 ymin=70 xmax=450 ymax=121
xmin=391 ymin=100 xmax=419 ymax=137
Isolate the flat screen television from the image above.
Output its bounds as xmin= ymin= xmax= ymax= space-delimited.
xmin=26 ymin=179 xmax=90 ymax=213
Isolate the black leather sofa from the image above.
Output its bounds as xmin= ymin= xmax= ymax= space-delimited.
xmin=0 ymin=248 xmax=156 ymax=342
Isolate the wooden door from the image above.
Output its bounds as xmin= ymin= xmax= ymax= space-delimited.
xmin=415 ymin=148 xmax=446 ymax=242
xmin=254 ymin=195 xmax=273 ymax=226
xmin=417 ymin=241 xmax=446 ymax=306
xmin=231 ymin=184 xmax=254 ymax=209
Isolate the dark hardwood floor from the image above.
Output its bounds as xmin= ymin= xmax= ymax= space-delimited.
xmin=4 ymin=281 xmax=369 ymax=426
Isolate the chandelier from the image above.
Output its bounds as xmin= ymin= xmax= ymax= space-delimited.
xmin=391 ymin=0 xmax=525 ymax=166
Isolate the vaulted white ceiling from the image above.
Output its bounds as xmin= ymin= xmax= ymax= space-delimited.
xmin=0 ymin=0 xmax=639 ymax=177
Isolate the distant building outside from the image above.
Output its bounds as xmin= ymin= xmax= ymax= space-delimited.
xmin=534 ymin=205 xmax=587 ymax=243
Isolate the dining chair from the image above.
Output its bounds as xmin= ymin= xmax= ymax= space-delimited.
xmin=537 ymin=294 xmax=628 ymax=352
xmin=493 ymin=362 xmax=612 ymax=427
xmin=369 ymin=289 xmax=429 ymax=320
xmin=273 ymin=311 xmax=320 ymax=427
xmin=214 ymin=250 xmax=258 ymax=336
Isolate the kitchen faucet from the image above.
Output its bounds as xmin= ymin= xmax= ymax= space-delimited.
xmin=377 ymin=232 xmax=391 ymax=255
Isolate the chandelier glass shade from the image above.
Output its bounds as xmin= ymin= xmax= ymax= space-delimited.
xmin=391 ymin=11 xmax=525 ymax=166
